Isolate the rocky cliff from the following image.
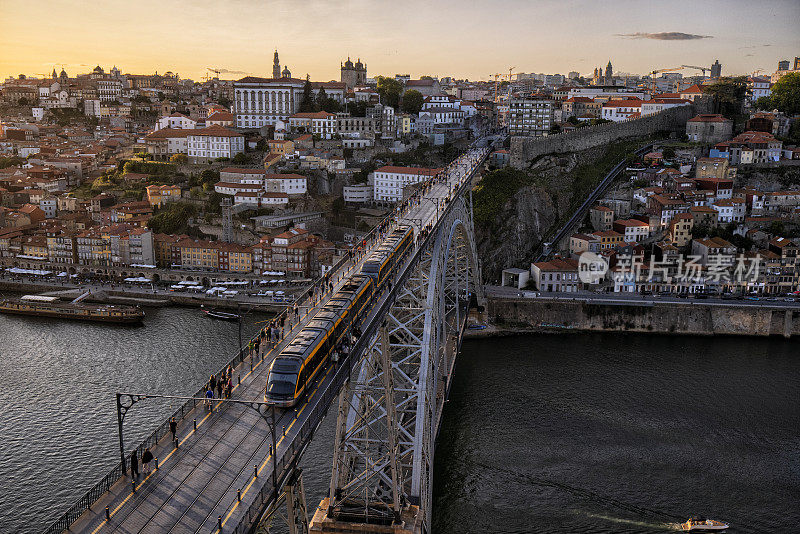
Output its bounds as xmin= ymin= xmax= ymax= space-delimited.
xmin=475 ymin=138 xmax=649 ymax=281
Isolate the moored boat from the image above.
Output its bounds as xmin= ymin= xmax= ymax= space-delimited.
xmin=201 ymin=306 xmax=241 ymax=321
xmin=680 ymin=517 xmax=729 ymax=531
xmin=0 ymin=296 xmax=144 ymax=324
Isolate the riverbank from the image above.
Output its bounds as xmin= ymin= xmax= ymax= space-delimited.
xmin=0 ymin=280 xmax=286 ymax=312
xmin=480 ymin=297 xmax=800 ymax=338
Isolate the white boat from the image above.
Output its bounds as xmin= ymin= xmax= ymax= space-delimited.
xmin=680 ymin=517 xmax=729 ymax=531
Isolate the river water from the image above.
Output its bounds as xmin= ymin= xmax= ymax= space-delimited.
xmin=0 ymin=309 xmax=797 ymax=533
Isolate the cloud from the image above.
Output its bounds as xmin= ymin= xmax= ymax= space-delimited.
xmin=212 ymin=68 xmax=250 ymax=75
xmin=616 ymin=32 xmax=712 ymax=41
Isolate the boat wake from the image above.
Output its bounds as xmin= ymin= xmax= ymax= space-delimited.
xmin=465 ymin=458 xmax=685 ymax=522
xmin=584 ymin=512 xmax=678 ymax=531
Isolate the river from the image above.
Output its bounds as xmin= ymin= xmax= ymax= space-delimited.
xmin=0 ymin=308 xmax=797 ymax=533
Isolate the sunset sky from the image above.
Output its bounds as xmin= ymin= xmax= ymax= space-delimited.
xmin=1 ymin=0 xmax=798 ymax=82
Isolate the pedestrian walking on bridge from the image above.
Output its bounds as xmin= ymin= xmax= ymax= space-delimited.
xmin=169 ymin=417 xmax=177 ymax=442
xmin=129 ymin=450 xmax=139 ymax=478
xmin=141 ymin=448 xmax=153 ymax=474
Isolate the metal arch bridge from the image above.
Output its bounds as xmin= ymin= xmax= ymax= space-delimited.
xmin=54 ymin=140 xmax=494 ymax=534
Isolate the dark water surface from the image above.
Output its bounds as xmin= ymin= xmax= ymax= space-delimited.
xmin=433 ymin=334 xmax=800 ymax=533
xmin=1 ymin=309 xmax=798 ymax=533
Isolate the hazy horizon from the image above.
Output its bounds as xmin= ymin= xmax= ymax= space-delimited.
xmin=1 ymin=0 xmax=799 ymax=82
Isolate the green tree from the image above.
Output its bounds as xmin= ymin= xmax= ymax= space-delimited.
xmin=18 ymin=97 xmax=29 ymax=106
xmin=704 ymin=76 xmax=749 ymax=118
xmin=346 ymin=101 xmax=367 ymax=117
xmin=767 ymin=72 xmax=800 ymax=116
xmin=376 ymin=76 xmax=403 ymax=109
xmin=316 ymin=87 xmax=328 ymax=109
xmin=218 ymin=96 xmax=232 ymax=109
xmin=401 ymin=90 xmax=424 ymax=114
xmin=662 ymin=147 xmax=676 ymax=160
xmin=232 ymin=152 xmax=248 ymax=164
xmin=754 ymin=96 xmax=774 ymax=111
xmin=299 ymin=76 xmax=316 ymax=112
xmin=147 ymin=202 xmax=198 ymax=234
xmin=170 ymin=153 xmax=188 ymax=164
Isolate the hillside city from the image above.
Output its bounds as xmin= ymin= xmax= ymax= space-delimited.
xmin=1 ymin=54 xmax=799 ymax=303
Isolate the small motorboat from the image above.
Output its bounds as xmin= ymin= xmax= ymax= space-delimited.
xmin=467 ymin=324 xmax=487 ymax=330
xmin=201 ymin=306 xmax=241 ymax=321
xmin=680 ymin=517 xmax=729 ymax=531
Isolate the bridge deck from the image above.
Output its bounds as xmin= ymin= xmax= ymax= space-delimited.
xmin=64 ymin=147 xmax=487 ymax=534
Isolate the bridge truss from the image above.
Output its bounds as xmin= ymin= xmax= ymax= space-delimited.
xmin=320 ymin=191 xmax=485 ymax=533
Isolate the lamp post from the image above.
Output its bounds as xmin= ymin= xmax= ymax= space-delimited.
xmin=115 ymin=392 xmax=283 ymax=499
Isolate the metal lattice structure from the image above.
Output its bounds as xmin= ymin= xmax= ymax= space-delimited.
xmin=326 ymin=192 xmax=485 ymax=533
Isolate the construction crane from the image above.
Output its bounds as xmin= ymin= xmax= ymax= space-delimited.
xmin=682 ymin=65 xmax=709 ymax=77
xmin=207 ymin=67 xmax=222 ymax=80
xmin=490 ymin=68 xmax=516 ymax=103
xmin=648 ymin=67 xmax=683 ymax=93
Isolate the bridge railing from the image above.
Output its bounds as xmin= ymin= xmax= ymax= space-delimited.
xmin=229 ymin=148 xmax=491 ymax=533
xmin=45 ymin=146 xmax=489 ymax=534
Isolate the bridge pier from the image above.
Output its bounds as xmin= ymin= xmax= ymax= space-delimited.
xmin=310 ymin=499 xmax=422 ymax=533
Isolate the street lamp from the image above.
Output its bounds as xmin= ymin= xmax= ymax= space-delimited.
xmin=115 ymin=393 xmax=282 ymax=498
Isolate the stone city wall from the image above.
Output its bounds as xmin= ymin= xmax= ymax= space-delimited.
xmin=487 ymin=297 xmax=799 ymax=338
xmin=510 ymin=105 xmax=696 ymax=168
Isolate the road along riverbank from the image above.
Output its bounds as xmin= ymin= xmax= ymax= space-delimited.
xmin=477 ymin=297 xmax=799 ymax=338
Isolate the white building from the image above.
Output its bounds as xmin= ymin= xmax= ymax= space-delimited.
xmin=233 ymin=76 xmax=305 ymax=128
xmin=264 ymin=173 xmax=307 ymax=196
xmin=748 ymin=76 xmax=772 ymax=102
xmin=97 ymin=78 xmax=123 ymax=101
xmin=601 ymin=99 xmax=643 ymax=121
xmin=214 ymin=181 xmax=263 ymax=196
xmin=219 ymin=167 xmax=265 ymax=184
xmin=187 ymin=125 xmax=244 ymax=164
xmin=343 ymin=184 xmax=372 ymax=204
xmin=84 ymin=99 xmax=101 ymax=117
xmin=156 ymin=113 xmax=196 ymax=130
xmin=288 ymin=111 xmax=338 ymax=139
xmin=711 ymin=198 xmax=746 ymax=223
xmin=144 ymin=128 xmax=191 ymax=159
xmin=640 ymin=98 xmax=690 ymax=116
xmin=39 ymin=197 xmax=57 ymax=218
xmin=234 ymin=191 xmax=289 ymax=206
xmin=373 ymin=165 xmax=442 ymax=203
xmin=418 ymin=107 xmax=465 ymax=126
xmin=508 ymin=98 xmax=554 ymax=137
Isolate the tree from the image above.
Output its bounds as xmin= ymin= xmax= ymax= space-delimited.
xmin=316 ymin=87 xmax=328 ymax=109
xmin=767 ymin=72 xmax=800 ymax=116
xmin=376 ymin=76 xmax=403 ymax=109
xmin=401 ymin=90 xmax=424 ymax=114
xmin=567 ymin=116 xmax=580 ymax=126
xmin=754 ymin=96 xmax=774 ymax=111
xmin=662 ymin=147 xmax=676 ymax=160
xmin=218 ymin=96 xmax=232 ymax=109
xmin=170 ymin=153 xmax=188 ymax=164
xmin=232 ymin=152 xmax=248 ymax=164
xmin=346 ymin=101 xmax=367 ymax=117
xmin=18 ymin=97 xmax=29 ymax=106
xmin=147 ymin=202 xmax=198 ymax=234
xmin=704 ymin=76 xmax=749 ymax=118
xmin=299 ymin=76 xmax=316 ymax=112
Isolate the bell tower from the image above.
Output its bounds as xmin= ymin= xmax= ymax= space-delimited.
xmin=273 ymin=50 xmax=281 ymax=79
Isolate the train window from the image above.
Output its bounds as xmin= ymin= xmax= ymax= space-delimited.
xmin=268 ymin=372 xmax=296 ymax=396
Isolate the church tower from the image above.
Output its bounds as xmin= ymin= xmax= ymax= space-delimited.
xmin=605 ymin=61 xmax=613 ymax=81
xmin=273 ymin=50 xmax=281 ymax=79
xmin=52 ymin=68 xmax=57 ymax=79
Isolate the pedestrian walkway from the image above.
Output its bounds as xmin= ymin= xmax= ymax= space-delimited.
xmin=61 ymin=147 xmax=488 ymax=534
